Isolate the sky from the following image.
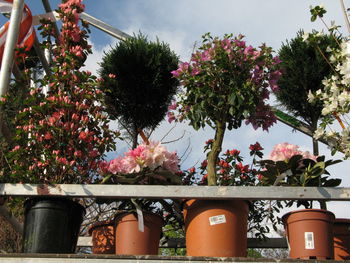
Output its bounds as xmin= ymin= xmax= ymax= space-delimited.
xmin=10 ymin=1 xmax=350 ymax=217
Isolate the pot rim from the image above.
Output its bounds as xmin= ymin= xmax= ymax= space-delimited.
xmin=334 ymin=218 xmax=350 ymax=224
xmin=88 ymin=219 xmax=115 ymax=235
xmin=282 ymin=208 xmax=335 ymax=223
xmin=114 ymin=210 xmax=164 ymax=225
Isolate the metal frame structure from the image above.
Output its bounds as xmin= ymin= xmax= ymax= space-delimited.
xmin=0 ymin=183 xmax=348 ymax=261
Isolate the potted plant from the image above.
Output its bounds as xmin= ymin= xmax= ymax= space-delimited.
xmin=307 ymin=4 xmax=350 ymax=259
xmin=2 ymin=0 xmax=117 ymax=253
xmin=169 ymin=32 xmax=281 ymax=257
xmin=181 ymin=141 xmax=280 ymax=257
xmin=98 ymin=140 xmax=182 ymax=255
xmin=93 ymin=31 xmax=180 ymax=255
xmin=259 ymin=142 xmax=342 ymax=259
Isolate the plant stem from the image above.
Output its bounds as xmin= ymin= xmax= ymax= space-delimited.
xmin=311 ymin=122 xmax=327 ymax=210
xmin=340 ymin=0 xmax=350 ymax=34
xmin=206 ymin=121 xmax=226 ymax=186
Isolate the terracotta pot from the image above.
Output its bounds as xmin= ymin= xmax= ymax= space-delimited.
xmin=184 ymin=199 xmax=249 ymax=257
xmin=334 ymin=218 xmax=350 ymax=260
xmin=282 ymin=209 xmax=335 ymax=259
xmin=115 ymin=211 xmax=163 ymax=255
xmin=88 ymin=220 xmax=115 ymax=254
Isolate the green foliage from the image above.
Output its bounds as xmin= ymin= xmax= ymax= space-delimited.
xmin=247 ymin=248 xmax=263 ymax=258
xmin=310 ymin=5 xmax=327 ymax=22
xmin=276 ymin=30 xmax=339 ymax=127
xmin=99 ymin=33 xmax=179 ymax=138
xmin=259 ymin=155 xmax=342 ymax=208
xmin=260 ymin=155 xmax=341 ymax=187
xmin=160 ymin=224 xmax=186 ymax=256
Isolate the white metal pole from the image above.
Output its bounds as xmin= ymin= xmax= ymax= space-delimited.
xmin=0 ymin=0 xmax=25 ymax=97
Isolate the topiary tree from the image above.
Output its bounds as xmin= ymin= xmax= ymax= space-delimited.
xmin=99 ymin=33 xmax=179 ymax=148
xmin=276 ymin=30 xmax=339 ymax=156
xmin=170 ymin=33 xmax=281 ymax=186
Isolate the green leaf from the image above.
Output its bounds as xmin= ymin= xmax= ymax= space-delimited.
xmin=323 ymin=178 xmax=342 ymax=187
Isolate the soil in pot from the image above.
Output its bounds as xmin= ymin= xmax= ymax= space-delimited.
xmin=115 ymin=211 xmax=163 ymax=255
xmin=184 ymin=199 xmax=249 ymax=257
xmin=282 ymin=209 xmax=335 ymax=260
xmin=22 ymin=197 xmax=85 ymax=253
xmin=89 ymin=220 xmax=116 ymax=254
xmin=334 ymin=218 xmax=350 ymax=260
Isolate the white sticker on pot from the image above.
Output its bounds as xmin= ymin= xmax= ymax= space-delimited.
xmin=305 ymin=232 xmax=314 ymax=249
xmin=209 ymin=215 xmax=226 ymax=226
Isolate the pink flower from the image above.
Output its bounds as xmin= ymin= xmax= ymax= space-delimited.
xmin=188 ymin=167 xmax=196 ymax=173
xmin=44 ymin=132 xmax=53 ymax=140
xmin=268 ymin=143 xmax=316 ymax=162
xmin=106 ymin=141 xmax=180 ymax=175
xmin=205 ymin=139 xmax=213 ymax=145
xmin=236 ymin=162 xmax=249 ymax=173
xmin=227 ymin=149 xmax=240 ymax=156
xmin=168 ymin=101 xmax=178 ymax=110
xmin=108 ymin=73 xmax=116 ymax=79
xmin=99 ymin=161 xmax=110 ymax=174
xmin=70 ymin=45 xmax=84 ymax=57
xmin=11 ymin=145 xmax=20 ymax=152
xmin=78 ymin=131 xmax=87 ymax=140
xmin=167 ymin=112 xmax=175 ymax=123
xmin=249 ymin=142 xmax=263 ymax=151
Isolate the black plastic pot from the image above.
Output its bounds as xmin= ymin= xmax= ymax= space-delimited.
xmin=22 ymin=198 xmax=85 ymax=253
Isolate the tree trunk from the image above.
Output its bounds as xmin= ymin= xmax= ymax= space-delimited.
xmin=131 ymin=128 xmax=138 ymax=149
xmin=311 ymin=121 xmax=326 ymax=210
xmin=206 ymin=122 xmax=226 ymax=186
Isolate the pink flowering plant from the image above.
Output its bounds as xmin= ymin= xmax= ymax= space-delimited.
xmin=181 ymin=141 xmax=282 ymax=238
xmin=100 ymin=140 xmax=181 ymax=185
xmin=259 ymin=143 xmax=341 ymax=208
xmin=2 ymin=0 xmax=118 ymax=184
xmin=169 ymin=33 xmax=282 ymax=186
xmin=98 ymin=141 xmax=182 ymax=224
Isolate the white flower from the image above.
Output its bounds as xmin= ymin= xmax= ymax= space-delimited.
xmin=308 ymin=90 xmax=316 ymax=102
xmin=302 ymin=32 xmax=310 ymax=42
xmin=314 ymin=127 xmax=325 ymax=140
xmin=338 ymin=91 xmax=350 ymax=107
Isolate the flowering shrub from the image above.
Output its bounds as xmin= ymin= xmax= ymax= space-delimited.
xmin=100 ymin=141 xmax=181 ymax=185
xmin=181 ymin=141 xmax=281 ymax=238
xmin=1 ymin=0 xmax=118 ymax=184
xmin=98 ymin=141 xmax=182 ymax=226
xmin=260 ymin=143 xmax=341 ymax=208
xmin=169 ymin=33 xmax=281 ymax=185
xmin=306 ymin=4 xmax=350 ymax=158
xmin=183 ymin=141 xmax=263 ymax=186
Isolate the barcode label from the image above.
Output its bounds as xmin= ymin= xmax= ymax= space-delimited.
xmin=305 ymin=232 xmax=314 ymax=249
xmin=209 ymin=215 xmax=226 ymax=226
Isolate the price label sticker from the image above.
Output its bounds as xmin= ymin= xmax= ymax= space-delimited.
xmin=209 ymin=215 xmax=226 ymax=226
xmin=305 ymin=232 xmax=314 ymax=249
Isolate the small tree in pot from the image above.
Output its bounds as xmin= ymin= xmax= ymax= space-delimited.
xmin=169 ymin=32 xmax=281 ymax=257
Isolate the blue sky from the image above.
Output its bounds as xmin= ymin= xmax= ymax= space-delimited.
xmin=5 ymin=1 xmax=350 ymax=217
